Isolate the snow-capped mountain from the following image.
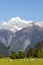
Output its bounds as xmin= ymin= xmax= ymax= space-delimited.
xmin=0 ymin=23 xmax=43 ymax=53
xmin=0 ymin=17 xmax=43 ymax=55
xmin=0 ymin=17 xmax=43 ymax=32
xmin=0 ymin=17 xmax=32 ymax=32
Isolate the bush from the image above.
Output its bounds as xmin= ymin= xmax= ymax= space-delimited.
xmin=17 ymin=51 xmax=25 ymax=59
xmin=10 ymin=52 xmax=17 ymax=59
xmin=26 ymin=48 xmax=33 ymax=58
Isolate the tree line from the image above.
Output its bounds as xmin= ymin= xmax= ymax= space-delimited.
xmin=10 ymin=42 xmax=43 ymax=59
xmin=0 ymin=41 xmax=43 ymax=59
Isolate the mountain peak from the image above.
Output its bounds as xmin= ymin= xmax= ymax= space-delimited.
xmin=0 ymin=17 xmax=43 ymax=32
xmin=14 ymin=16 xmax=21 ymax=21
xmin=10 ymin=16 xmax=22 ymax=22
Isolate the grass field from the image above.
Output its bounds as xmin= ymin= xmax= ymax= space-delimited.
xmin=0 ymin=58 xmax=43 ymax=65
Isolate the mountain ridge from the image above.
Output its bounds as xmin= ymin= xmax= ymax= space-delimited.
xmin=0 ymin=18 xmax=43 ymax=55
xmin=0 ymin=23 xmax=43 ymax=53
xmin=0 ymin=17 xmax=43 ymax=32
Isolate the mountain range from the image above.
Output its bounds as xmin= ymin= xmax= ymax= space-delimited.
xmin=0 ymin=17 xmax=43 ymax=55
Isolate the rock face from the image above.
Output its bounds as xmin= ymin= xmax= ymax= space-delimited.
xmin=10 ymin=23 xmax=43 ymax=52
xmin=0 ymin=43 xmax=9 ymax=56
xmin=0 ymin=23 xmax=43 ymax=55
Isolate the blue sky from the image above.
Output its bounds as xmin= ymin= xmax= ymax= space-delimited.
xmin=0 ymin=0 xmax=43 ymax=22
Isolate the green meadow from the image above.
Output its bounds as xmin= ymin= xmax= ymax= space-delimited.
xmin=0 ymin=58 xmax=43 ymax=65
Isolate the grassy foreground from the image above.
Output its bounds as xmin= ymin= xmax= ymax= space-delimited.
xmin=0 ymin=58 xmax=43 ymax=65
